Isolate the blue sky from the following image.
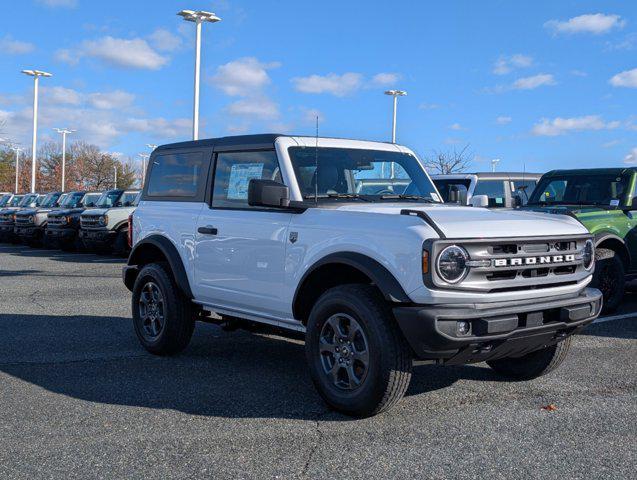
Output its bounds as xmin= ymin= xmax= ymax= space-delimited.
xmin=0 ymin=0 xmax=635 ymax=173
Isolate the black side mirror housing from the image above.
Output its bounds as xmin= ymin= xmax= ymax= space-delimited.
xmin=248 ymin=179 xmax=290 ymax=208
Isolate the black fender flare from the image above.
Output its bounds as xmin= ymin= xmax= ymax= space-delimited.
xmin=292 ymin=252 xmax=411 ymax=318
xmin=114 ymin=219 xmax=129 ymax=231
xmin=594 ymin=232 xmax=631 ymax=266
xmin=125 ymin=235 xmax=193 ymax=298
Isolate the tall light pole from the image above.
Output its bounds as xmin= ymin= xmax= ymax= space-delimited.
xmin=384 ymin=90 xmax=407 ymax=144
xmin=491 ymin=158 xmax=500 ymax=172
xmin=178 ymin=10 xmax=221 ymax=141
xmin=114 ymin=164 xmax=118 ymax=189
xmin=138 ymin=153 xmax=150 ymax=187
xmin=54 ymin=128 xmax=75 ymax=192
xmin=12 ymin=146 xmax=22 ymax=193
xmin=22 ymin=69 xmax=52 ymax=193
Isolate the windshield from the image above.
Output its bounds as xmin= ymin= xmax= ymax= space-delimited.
xmin=120 ymin=191 xmax=140 ymax=207
xmin=0 ymin=194 xmax=11 ymax=207
xmin=19 ymin=194 xmax=37 ymax=207
xmin=95 ymin=190 xmax=123 ymax=208
xmin=9 ymin=195 xmax=23 ymax=206
xmin=81 ymin=193 xmax=101 ymax=207
xmin=529 ymin=173 xmax=630 ymax=207
xmin=39 ymin=192 xmax=62 ymax=208
xmin=288 ymin=147 xmax=441 ymax=202
xmin=60 ymin=192 xmax=85 ymax=208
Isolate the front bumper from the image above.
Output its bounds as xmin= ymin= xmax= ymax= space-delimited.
xmin=79 ymin=228 xmax=115 ymax=247
xmin=46 ymin=227 xmax=77 ymax=242
xmin=393 ymin=287 xmax=602 ymax=364
xmin=0 ymin=223 xmax=16 ymax=240
xmin=14 ymin=225 xmax=43 ymax=239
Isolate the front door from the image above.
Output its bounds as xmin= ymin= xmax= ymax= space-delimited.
xmin=194 ymin=150 xmax=293 ymax=320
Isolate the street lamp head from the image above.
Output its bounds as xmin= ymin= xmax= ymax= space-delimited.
xmin=22 ymin=69 xmax=53 ymax=78
xmin=53 ymin=128 xmax=76 ymax=134
xmin=385 ymin=90 xmax=407 ymax=97
xmin=177 ymin=9 xmax=220 ymax=23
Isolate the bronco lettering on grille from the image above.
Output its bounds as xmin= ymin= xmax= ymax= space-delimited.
xmin=493 ymin=254 xmax=576 ymax=267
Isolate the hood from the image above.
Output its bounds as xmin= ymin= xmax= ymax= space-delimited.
xmin=330 ymin=203 xmax=588 ymax=239
xmin=82 ymin=208 xmax=108 ymax=217
xmin=51 ymin=207 xmax=85 ymax=217
xmin=15 ymin=208 xmax=38 ymax=216
xmin=521 ymin=205 xmax=608 ymax=215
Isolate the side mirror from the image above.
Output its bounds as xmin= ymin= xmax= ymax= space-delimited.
xmin=448 ymin=187 xmax=460 ymax=204
xmin=248 ymin=179 xmax=290 ymax=208
xmin=470 ymin=195 xmax=489 ymax=208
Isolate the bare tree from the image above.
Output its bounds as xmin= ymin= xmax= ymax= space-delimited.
xmin=423 ymin=144 xmax=472 ymax=174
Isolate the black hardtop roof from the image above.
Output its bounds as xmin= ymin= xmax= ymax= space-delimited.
xmin=155 ymin=134 xmax=284 ymax=152
xmin=433 ymin=172 xmax=542 ymax=179
xmin=542 ymin=167 xmax=636 ymax=177
xmin=154 ymin=133 xmax=396 ymax=152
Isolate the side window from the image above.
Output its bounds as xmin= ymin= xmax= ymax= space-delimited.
xmin=212 ymin=151 xmax=282 ymax=208
xmin=146 ymin=151 xmax=206 ymax=198
xmin=473 ymin=180 xmax=506 ymax=207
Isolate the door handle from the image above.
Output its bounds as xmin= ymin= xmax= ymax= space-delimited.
xmin=198 ymin=226 xmax=218 ymax=235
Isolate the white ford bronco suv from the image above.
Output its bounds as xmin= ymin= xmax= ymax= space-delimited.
xmin=123 ymin=134 xmax=601 ymax=417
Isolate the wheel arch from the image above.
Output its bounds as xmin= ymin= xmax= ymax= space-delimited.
xmin=594 ymin=233 xmax=631 ymax=269
xmin=124 ymin=235 xmax=193 ymax=298
xmin=292 ymin=252 xmax=411 ymax=323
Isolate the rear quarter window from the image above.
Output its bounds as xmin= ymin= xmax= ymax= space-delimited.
xmin=145 ymin=150 xmax=210 ymax=201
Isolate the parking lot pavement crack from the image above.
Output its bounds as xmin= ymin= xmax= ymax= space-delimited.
xmin=27 ymin=290 xmax=46 ymax=311
xmin=300 ymin=410 xmax=330 ymax=478
xmin=0 ymin=353 xmax=150 ymax=367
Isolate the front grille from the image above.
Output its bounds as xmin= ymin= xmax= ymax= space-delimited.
xmin=14 ymin=215 xmax=33 ymax=226
xmin=48 ymin=216 xmax=67 ymax=226
xmin=431 ymin=235 xmax=592 ymax=293
xmin=80 ymin=216 xmax=101 ymax=229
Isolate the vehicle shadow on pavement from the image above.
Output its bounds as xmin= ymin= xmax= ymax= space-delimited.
xmin=0 ymin=313 xmax=500 ymax=419
xmin=580 ymin=318 xmax=637 ymax=340
xmin=1 ymin=246 xmax=125 ymax=264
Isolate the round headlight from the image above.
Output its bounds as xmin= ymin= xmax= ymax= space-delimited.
xmin=30 ymin=215 xmax=36 ymax=223
xmin=436 ymin=245 xmax=470 ymax=284
xmin=98 ymin=215 xmax=108 ymax=226
xmin=583 ymin=239 xmax=594 ymax=271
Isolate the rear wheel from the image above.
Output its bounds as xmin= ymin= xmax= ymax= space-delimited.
xmin=487 ymin=337 xmax=572 ymax=380
xmin=591 ymin=248 xmax=624 ymax=314
xmin=132 ymin=263 xmax=195 ymax=355
xmin=305 ymin=284 xmax=412 ymax=417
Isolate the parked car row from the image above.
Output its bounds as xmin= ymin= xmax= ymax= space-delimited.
xmin=0 ymin=189 xmax=140 ymax=256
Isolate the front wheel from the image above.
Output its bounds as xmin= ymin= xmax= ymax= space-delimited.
xmin=487 ymin=337 xmax=572 ymax=380
xmin=305 ymin=284 xmax=412 ymax=417
xmin=132 ymin=263 xmax=195 ymax=355
xmin=591 ymin=248 xmax=624 ymax=314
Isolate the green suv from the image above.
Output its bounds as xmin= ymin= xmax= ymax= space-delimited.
xmin=525 ymin=168 xmax=637 ymax=313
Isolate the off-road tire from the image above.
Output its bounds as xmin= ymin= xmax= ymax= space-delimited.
xmin=591 ymin=248 xmax=624 ymax=314
xmin=113 ymin=229 xmax=129 ymax=257
xmin=305 ymin=284 xmax=412 ymax=417
xmin=132 ymin=262 xmax=195 ymax=355
xmin=487 ymin=336 xmax=572 ymax=380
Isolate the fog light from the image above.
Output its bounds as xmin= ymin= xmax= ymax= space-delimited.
xmin=457 ymin=321 xmax=470 ymax=335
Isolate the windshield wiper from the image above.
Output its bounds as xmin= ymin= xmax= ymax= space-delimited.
xmin=303 ymin=193 xmax=373 ymax=202
xmin=379 ymin=194 xmax=437 ymax=203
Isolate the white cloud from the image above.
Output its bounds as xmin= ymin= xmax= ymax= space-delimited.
xmin=606 ymin=32 xmax=637 ymax=51
xmin=301 ymin=108 xmax=325 ymax=124
xmin=148 ymin=28 xmax=183 ymax=52
xmin=624 ymin=148 xmax=637 ymax=164
xmin=57 ymin=36 xmax=168 ymax=70
xmin=36 ymin=0 xmax=77 ymax=7
xmin=292 ymin=73 xmax=363 ymax=96
xmin=210 ymin=57 xmax=280 ymax=96
xmin=609 ymin=68 xmax=637 ymax=88
xmin=571 ymin=70 xmax=588 ymax=77
xmin=226 ymin=97 xmax=279 ymax=120
xmin=125 ymin=117 xmax=191 ymax=138
xmin=532 ymin=115 xmax=620 ymax=136
xmin=449 ymin=123 xmax=465 ymax=131
xmin=43 ymin=86 xmax=82 ymax=105
xmin=419 ymin=103 xmax=440 ymax=110
xmin=371 ymin=72 xmax=401 ymax=86
xmin=88 ymin=90 xmax=135 ymax=109
xmin=602 ymin=139 xmax=621 ymax=148
xmin=0 ymin=35 xmax=35 ymax=55
xmin=512 ymin=73 xmax=556 ymax=90
xmin=496 ymin=116 xmax=512 ymax=125
xmin=493 ymin=54 xmax=533 ymax=75
xmin=545 ymin=13 xmax=625 ymax=35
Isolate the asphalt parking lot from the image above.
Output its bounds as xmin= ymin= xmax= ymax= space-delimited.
xmin=0 ymin=244 xmax=635 ymax=479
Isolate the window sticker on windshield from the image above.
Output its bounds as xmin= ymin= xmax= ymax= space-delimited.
xmin=610 ymin=199 xmax=620 ymax=207
xmin=496 ymin=197 xmax=504 ymax=204
xmin=227 ymin=163 xmax=264 ymax=200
